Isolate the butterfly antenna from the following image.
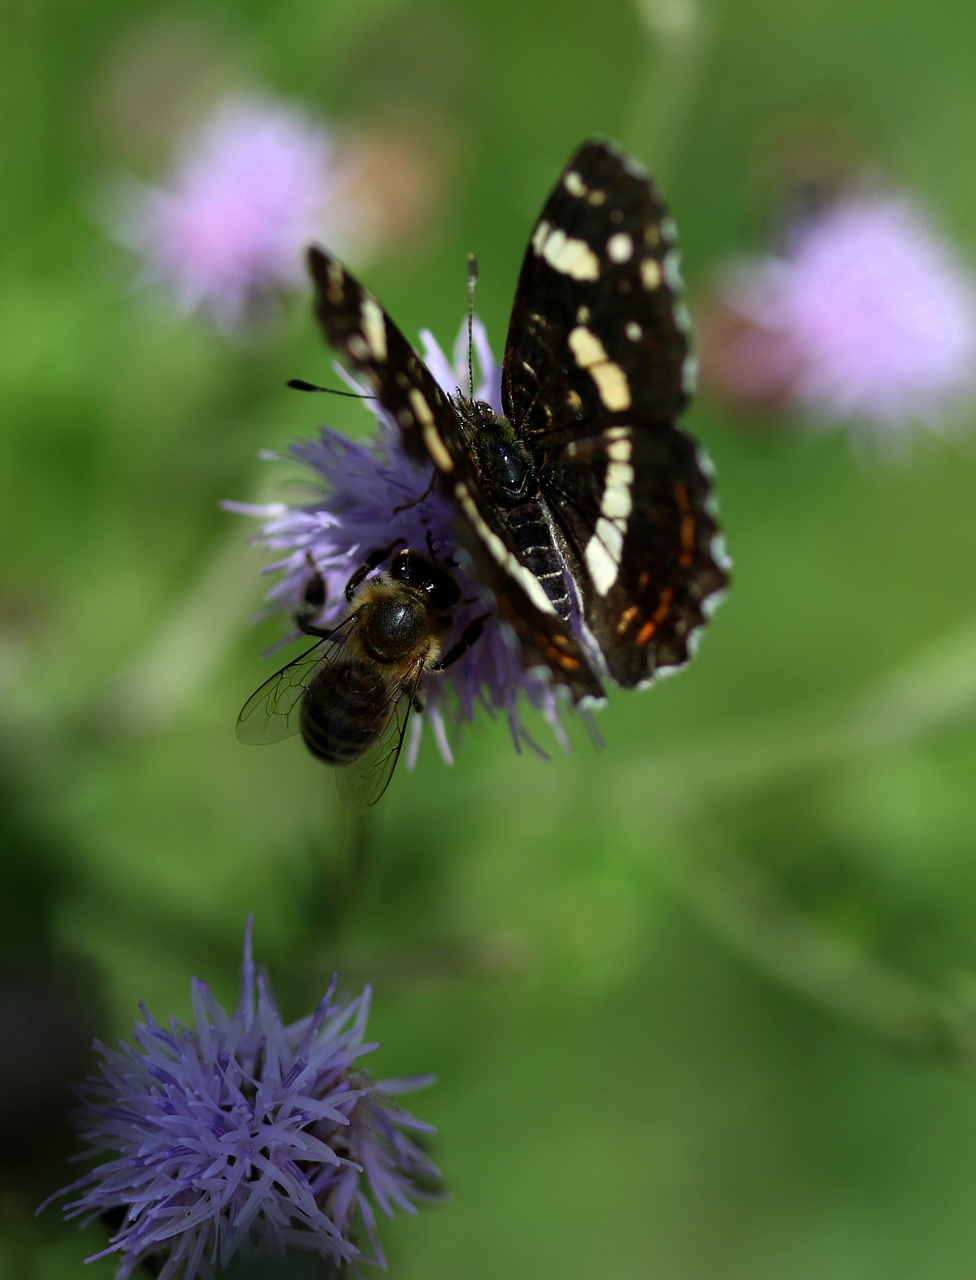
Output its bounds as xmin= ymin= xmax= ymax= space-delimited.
xmin=466 ymin=254 xmax=479 ymax=399
xmin=287 ymin=379 xmax=376 ymax=400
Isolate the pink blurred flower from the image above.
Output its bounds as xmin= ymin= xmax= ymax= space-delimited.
xmin=111 ymin=95 xmax=374 ymax=327
xmin=698 ymin=192 xmax=976 ymax=449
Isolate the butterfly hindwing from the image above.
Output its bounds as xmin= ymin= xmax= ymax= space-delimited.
xmin=546 ymin=425 xmax=725 ymax=686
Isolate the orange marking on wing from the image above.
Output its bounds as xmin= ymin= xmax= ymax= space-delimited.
xmin=617 ymin=604 xmax=638 ymax=635
xmin=673 ymin=481 xmax=697 ymax=570
xmin=539 ymin=633 xmax=581 ymax=671
xmin=636 ymin=585 xmax=674 ymax=647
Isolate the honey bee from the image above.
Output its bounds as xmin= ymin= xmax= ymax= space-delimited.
xmin=237 ymin=545 xmax=485 ymax=809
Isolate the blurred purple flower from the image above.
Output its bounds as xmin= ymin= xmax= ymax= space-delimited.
xmin=111 ymin=95 xmax=374 ymax=327
xmin=699 ymin=191 xmax=976 ymax=448
xmin=227 ymin=320 xmax=575 ymax=763
xmin=42 ymin=920 xmax=439 ymax=1279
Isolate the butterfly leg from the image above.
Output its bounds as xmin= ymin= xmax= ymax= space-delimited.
xmin=434 ymin=615 xmax=487 ymax=671
xmin=424 ymin=527 xmax=461 ymax=571
xmin=393 ymin=467 xmax=437 ymax=514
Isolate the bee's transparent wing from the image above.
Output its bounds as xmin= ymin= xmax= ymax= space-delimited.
xmin=335 ymin=661 xmax=426 ymax=811
xmin=236 ymin=620 xmax=354 ymax=745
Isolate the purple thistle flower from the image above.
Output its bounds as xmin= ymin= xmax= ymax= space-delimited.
xmin=110 ymin=95 xmax=375 ymax=328
xmin=41 ymin=920 xmax=440 ymax=1279
xmin=698 ymin=190 xmax=976 ymax=449
xmin=228 ymin=318 xmax=576 ymax=763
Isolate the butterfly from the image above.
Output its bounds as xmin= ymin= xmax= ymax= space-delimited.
xmin=303 ymin=139 xmax=728 ymax=703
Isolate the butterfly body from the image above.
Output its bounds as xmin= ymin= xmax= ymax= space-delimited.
xmin=452 ymin=396 xmax=577 ymax=623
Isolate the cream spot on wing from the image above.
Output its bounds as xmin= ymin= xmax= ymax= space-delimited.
xmin=360 ymin=296 xmax=387 ymax=361
xmin=586 ymin=518 xmax=624 ymax=596
xmin=584 ymin=430 xmax=633 ymax=595
xmin=607 ymin=232 xmax=633 ymax=263
xmin=535 ymin=225 xmax=600 ymax=280
xmin=602 ymin=457 xmax=634 ymax=520
xmin=453 ymin=483 xmax=557 ymax=615
xmin=641 ymin=258 xmax=663 ymax=290
xmin=563 ymin=169 xmax=587 ymax=197
xmin=568 ymin=326 xmax=606 ymax=368
xmin=408 ymin=388 xmax=433 ymax=423
xmin=568 ymin=326 xmax=632 ymax=411
xmin=625 ymin=321 xmax=642 ymax=341
xmin=601 ymin=431 xmax=634 ymax=520
xmin=605 ymin=429 xmax=632 ymax=463
xmin=409 ymin=388 xmax=454 ymax=473
xmin=325 ymin=260 xmax=345 ymax=302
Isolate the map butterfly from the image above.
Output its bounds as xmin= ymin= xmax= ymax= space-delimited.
xmin=304 ymin=139 xmax=729 ymax=702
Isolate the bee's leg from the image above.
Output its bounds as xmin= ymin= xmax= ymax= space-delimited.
xmin=295 ymin=551 xmax=328 ymax=633
xmin=344 ymin=540 xmax=405 ymax=602
xmin=434 ymin=615 xmax=487 ymax=671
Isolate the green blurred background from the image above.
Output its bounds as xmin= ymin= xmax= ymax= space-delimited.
xmin=4 ymin=0 xmax=976 ymax=1276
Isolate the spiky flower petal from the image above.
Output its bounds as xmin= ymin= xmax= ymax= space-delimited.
xmin=42 ymin=921 xmax=439 ymax=1279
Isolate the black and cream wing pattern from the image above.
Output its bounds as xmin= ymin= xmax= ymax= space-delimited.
xmin=304 ymin=138 xmax=728 ymax=701
xmin=305 ymin=247 xmax=606 ymax=703
xmin=500 ymin=140 xmax=728 ymax=688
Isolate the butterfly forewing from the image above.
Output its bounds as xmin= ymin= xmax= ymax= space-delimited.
xmin=502 ymin=140 xmax=692 ymax=443
xmin=306 ymin=247 xmax=463 ymax=478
